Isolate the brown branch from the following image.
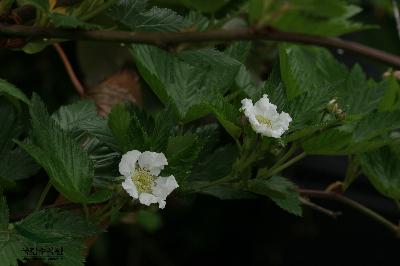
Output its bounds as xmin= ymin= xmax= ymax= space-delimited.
xmin=299 ymin=189 xmax=400 ymax=237
xmin=300 ymin=197 xmax=341 ymax=219
xmin=53 ymin=43 xmax=85 ymax=97
xmin=0 ymin=24 xmax=400 ymax=68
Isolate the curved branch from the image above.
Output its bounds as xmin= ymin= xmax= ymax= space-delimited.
xmin=299 ymin=189 xmax=400 ymax=237
xmin=53 ymin=43 xmax=85 ymax=97
xmin=1 ymin=24 xmax=400 ymax=68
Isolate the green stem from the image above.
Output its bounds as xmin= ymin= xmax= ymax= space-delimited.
xmin=34 ymin=181 xmax=52 ymax=212
xmin=266 ymin=152 xmax=306 ymax=178
xmin=300 ymin=189 xmax=400 ymax=237
xmin=267 ymin=143 xmax=298 ymax=174
xmin=81 ymin=0 xmax=118 ymax=21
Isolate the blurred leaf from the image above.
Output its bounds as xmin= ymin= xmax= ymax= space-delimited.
xmin=181 ymin=0 xmax=229 ymax=13
xmin=49 ymin=13 xmax=100 ymax=29
xmin=360 ymin=146 xmax=400 ymax=200
xmin=136 ymin=210 xmax=162 ymax=232
xmin=248 ymin=176 xmax=302 ymax=216
xmin=0 ymin=79 xmax=30 ymax=104
xmin=201 ymin=185 xmax=256 ymax=200
xmin=250 ymin=0 xmax=372 ymax=36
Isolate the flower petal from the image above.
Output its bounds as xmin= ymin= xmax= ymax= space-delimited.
xmin=119 ymin=150 xmax=141 ymax=178
xmin=122 ymin=177 xmax=139 ymax=199
xmin=153 ymin=175 xmax=179 ymax=200
xmin=139 ymin=193 xmax=159 ymax=206
xmin=138 ymin=151 xmax=168 ymax=176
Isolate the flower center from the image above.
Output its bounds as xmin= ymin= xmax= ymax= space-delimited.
xmin=131 ymin=168 xmax=155 ymax=193
xmin=255 ymin=114 xmax=272 ymax=127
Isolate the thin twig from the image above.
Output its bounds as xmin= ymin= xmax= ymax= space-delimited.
xmin=0 ymin=24 xmax=400 ymax=67
xmin=299 ymin=189 xmax=400 ymax=237
xmin=53 ymin=43 xmax=85 ymax=97
xmin=300 ymin=197 xmax=341 ymax=218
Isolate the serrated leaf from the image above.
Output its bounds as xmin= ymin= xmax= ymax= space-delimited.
xmin=190 ymin=145 xmax=238 ymax=181
xmin=378 ymin=75 xmax=400 ymax=112
xmin=15 ymin=209 xmax=100 ymax=243
xmin=131 ymin=45 xmax=241 ymax=122
xmin=207 ymin=99 xmax=242 ymax=139
xmin=360 ymin=146 xmax=400 ymax=200
xmin=108 ymin=0 xmax=188 ymax=32
xmin=165 ymin=133 xmax=202 ymax=184
xmin=248 ymin=176 xmax=302 ymax=216
xmin=17 ymin=94 xmax=97 ymax=203
xmin=336 ymin=65 xmax=384 ymax=119
xmin=0 ymin=79 xmax=30 ymax=104
xmin=279 ymin=44 xmax=348 ymax=100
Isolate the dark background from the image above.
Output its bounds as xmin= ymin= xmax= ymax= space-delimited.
xmin=1 ymin=1 xmax=399 ymax=265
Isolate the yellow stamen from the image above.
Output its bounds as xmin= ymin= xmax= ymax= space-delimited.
xmin=132 ymin=168 xmax=155 ymax=193
xmin=256 ymin=114 xmax=272 ymax=127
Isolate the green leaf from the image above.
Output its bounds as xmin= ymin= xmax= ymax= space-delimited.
xmin=0 ymin=79 xmax=30 ymax=104
xmin=248 ymin=176 xmax=302 ymax=216
xmin=136 ymin=210 xmax=162 ymax=232
xmin=49 ymin=13 xmax=100 ymax=29
xmin=108 ymin=0 xmax=188 ymax=32
xmin=131 ymin=45 xmax=241 ymax=122
xmin=253 ymin=0 xmax=372 ymax=36
xmin=181 ymin=0 xmax=228 ymax=13
xmin=336 ymin=65 xmax=384 ymax=119
xmin=0 ymin=233 xmax=28 ymax=266
xmin=279 ymin=44 xmax=348 ymax=100
xmin=0 ymin=101 xmax=39 ymax=188
xmin=190 ymin=145 xmax=238 ymax=182
xmin=201 ymin=185 xmax=256 ymax=200
xmin=17 ymin=94 xmax=97 ymax=203
xmin=360 ymin=146 xmax=400 ymax=200
xmin=207 ymin=98 xmax=242 ymax=139
xmin=378 ymin=75 xmax=400 ymax=112
xmin=165 ymin=133 xmax=202 ymax=184
xmin=108 ymin=104 xmax=147 ymax=152
xmin=15 ymin=209 xmax=100 ymax=243
xmin=20 ymin=0 xmax=49 ymax=11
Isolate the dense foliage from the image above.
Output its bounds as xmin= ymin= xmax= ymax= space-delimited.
xmin=0 ymin=0 xmax=400 ymax=265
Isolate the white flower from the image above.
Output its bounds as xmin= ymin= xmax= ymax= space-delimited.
xmin=119 ymin=150 xmax=179 ymax=209
xmin=240 ymin=94 xmax=292 ymax=138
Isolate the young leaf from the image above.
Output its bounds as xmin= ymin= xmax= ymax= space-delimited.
xmin=248 ymin=176 xmax=303 ymax=216
xmin=49 ymin=13 xmax=100 ymax=29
